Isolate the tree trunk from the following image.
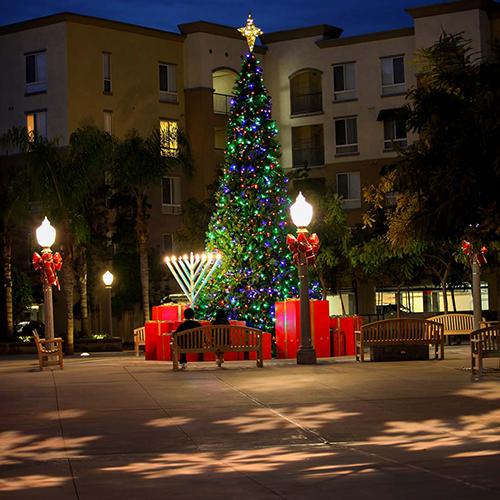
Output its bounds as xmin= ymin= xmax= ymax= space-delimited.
xmin=441 ymin=258 xmax=452 ymax=315
xmin=319 ymin=272 xmax=328 ymax=301
xmin=352 ymin=279 xmax=359 ymax=316
xmin=79 ymin=257 xmax=89 ymax=337
xmin=139 ymin=238 xmax=150 ymax=323
xmin=63 ymin=264 xmax=75 ymax=355
xmin=2 ymin=232 xmax=14 ymax=339
xmin=339 ymin=293 xmax=346 ymax=316
xmin=451 ymin=288 xmax=457 ymax=312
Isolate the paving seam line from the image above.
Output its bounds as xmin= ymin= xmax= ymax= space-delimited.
xmin=51 ymin=370 xmax=81 ymax=500
xmin=122 ymin=365 xmax=201 ymax=451
xmin=213 ymin=374 xmax=499 ymax=494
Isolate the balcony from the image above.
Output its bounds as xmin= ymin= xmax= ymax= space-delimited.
xmin=292 ymin=147 xmax=324 ymax=168
xmin=214 ymin=93 xmax=232 ymax=115
xmin=290 ymin=92 xmax=323 ymax=116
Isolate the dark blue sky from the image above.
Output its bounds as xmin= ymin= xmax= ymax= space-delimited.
xmin=0 ymin=0 xmax=448 ymax=37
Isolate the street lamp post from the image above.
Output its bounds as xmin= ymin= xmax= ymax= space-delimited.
xmin=102 ymin=271 xmax=114 ymax=337
xmin=36 ymin=217 xmax=57 ymax=348
xmin=290 ymin=192 xmax=317 ymax=365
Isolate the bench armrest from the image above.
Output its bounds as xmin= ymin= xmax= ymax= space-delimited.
xmin=38 ymin=337 xmax=63 ymax=343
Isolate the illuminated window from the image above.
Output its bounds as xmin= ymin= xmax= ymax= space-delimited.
xmin=103 ymin=110 xmax=113 ymax=134
xmin=161 ymin=177 xmax=181 ymax=214
xmin=26 ymin=111 xmax=47 ymax=140
xmin=337 ymin=171 xmax=361 ymax=209
xmin=160 ymin=119 xmax=178 ymax=155
xmin=334 ymin=116 xmax=358 ymax=154
xmin=333 ymin=63 xmax=356 ymax=101
xmin=103 ymin=53 xmax=111 ymax=93
xmin=25 ymin=51 xmax=46 ymax=94
xmin=381 ymin=56 xmax=405 ymax=95
xmin=159 ymin=64 xmax=177 ymax=102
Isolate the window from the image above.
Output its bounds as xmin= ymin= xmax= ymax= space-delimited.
xmin=160 ymin=119 xmax=178 ymax=156
xmin=161 ymin=177 xmax=181 ymax=214
xmin=384 ymin=117 xmax=407 ymax=150
xmin=381 ymin=56 xmax=405 ymax=95
xmin=337 ymin=172 xmax=361 ymax=209
xmin=26 ymin=111 xmax=47 ymax=140
xmin=163 ymin=234 xmax=173 ymax=254
xmin=289 ymin=70 xmax=323 ymax=115
xmin=386 ymin=191 xmax=398 ymax=207
xmin=333 ymin=63 xmax=356 ymax=101
xmin=25 ymin=52 xmax=46 ymax=94
xmin=103 ymin=111 xmax=112 ymax=134
xmin=291 ymin=124 xmax=324 ymax=168
xmin=334 ymin=117 xmax=358 ymax=154
xmin=103 ymin=53 xmax=111 ymax=93
xmin=159 ymin=64 xmax=177 ymax=102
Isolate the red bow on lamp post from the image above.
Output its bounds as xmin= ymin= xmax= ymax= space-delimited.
xmin=33 ymin=250 xmax=63 ymax=290
xmin=462 ymin=241 xmax=488 ymax=267
xmin=286 ymin=232 xmax=320 ymax=266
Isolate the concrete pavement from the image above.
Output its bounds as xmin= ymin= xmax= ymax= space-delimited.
xmin=0 ymin=346 xmax=499 ymax=499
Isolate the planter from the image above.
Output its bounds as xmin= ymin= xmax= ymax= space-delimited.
xmin=75 ymin=337 xmax=122 ymax=352
xmin=0 ymin=342 xmax=38 ymax=355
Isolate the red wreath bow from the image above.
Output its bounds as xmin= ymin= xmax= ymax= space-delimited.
xmin=462 ymin=241 xmax=488 ymax=267
xmin=286 ymin=232 xmax=320 ymax=266
xmin=33 ymin=251 xmax=63 ymax=290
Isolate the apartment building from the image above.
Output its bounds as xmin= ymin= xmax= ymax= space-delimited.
xmin=1 ymin=0 xmax=499 ymax=323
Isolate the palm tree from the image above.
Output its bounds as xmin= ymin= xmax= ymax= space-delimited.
xmin=1 ymin=126 xmax=111 ymax=353
xmin=110 ymin=127 xmax=193 ymax=323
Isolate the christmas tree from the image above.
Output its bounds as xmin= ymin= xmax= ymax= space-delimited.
xmin=198 ymin=18 xmax=297 ymax=331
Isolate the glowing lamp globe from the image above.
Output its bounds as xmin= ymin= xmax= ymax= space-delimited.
xmin=36 ymin=217 xmax=56 ymax=248
xmin=290 ymin=192 xmax=313 ymax=228
xmin=102 ymin=271 xmax=114 ymax=286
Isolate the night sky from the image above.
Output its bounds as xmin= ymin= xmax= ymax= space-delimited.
xmin=0 ymin=0 xmax=449 ymax=38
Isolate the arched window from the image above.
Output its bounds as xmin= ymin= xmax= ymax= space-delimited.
xmin=289 ymin=69 xmax=323 ymax=116
xmin=213 ymin=68 xmax=238 ymax=115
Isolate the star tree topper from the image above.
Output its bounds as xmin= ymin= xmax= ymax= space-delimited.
xmin=238 ymin=13 xmax=263 ymax=53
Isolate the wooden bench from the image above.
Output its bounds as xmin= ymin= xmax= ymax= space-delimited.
xmin=134 ymin=326 xmax=145 ymax=356
xmin=355 ymin=318 xmax=444 ymax=362
xmin=428 ymin=313 xmax=477 ymax=345
xmin=34 ymin=332 xmax=64 ymax=371
xmin=470 ymin=326 xmax=499 ymax=378
xmin=171 ymin=325 xmax=265 ymax=370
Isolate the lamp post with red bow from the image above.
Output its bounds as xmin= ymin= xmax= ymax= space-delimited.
xmin=34 ymin=217 xmax=62 ymax=349
xmin=289 ymin=192 xmax=319 ymax=365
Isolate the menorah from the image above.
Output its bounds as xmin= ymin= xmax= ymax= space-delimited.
xmin=164 ymin=252 xmax=222 ymax=306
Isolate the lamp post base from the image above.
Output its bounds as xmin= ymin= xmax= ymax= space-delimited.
xmin=297 ymin=346 xmax=317 ymax=365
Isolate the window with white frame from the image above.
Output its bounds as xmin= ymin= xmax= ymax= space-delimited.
xmin=381 ymin=56 xmax=405 ymax=95
xmin=160 ymin=119 xmax=178 ymax=156
xmin=25 ymin=51 xmax=46 ymax=94
xmin=163 ymin=234 xmax=173 ymax=254
xmin=159 ymin=64 xmax=177 ymax=102
xmin=103 ymin=110 xmax=113 ymax=134
xmin=161 ymin=177 xmax=181 ymax=214
xmin=337 ymin=172 xmax=361 ymax=209
xmin=103 ymin=53 xmax=111 ymax=93
xmin=333 ymin=63 xmax=356 ymax=101
xmin=26 ymin=111 xmax=47 ymax=140
xmin=384 ymin=116 xmax=407 ymax=150
xmin=334 ymin=116 xmax=358 ymax=154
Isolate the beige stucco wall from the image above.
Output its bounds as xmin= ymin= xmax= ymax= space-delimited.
xmin=0 ymin=22 xmax=69 ymax=144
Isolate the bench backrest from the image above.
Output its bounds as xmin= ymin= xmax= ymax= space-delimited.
xmin=173 ymin=325 xmax=262 ymax=351
xmin=360 ymin=319 xmax=443 ymax=343
xmin=134 ymin=327 xmax=145 ymax=343
xmin=428 ymin=314 xmax=474 ymax=333
xmin=470 ymin=326 xmax=499 ymax=353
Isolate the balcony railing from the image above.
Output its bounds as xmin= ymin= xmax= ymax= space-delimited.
xmin=292 ymin=147 xmax=324 ymax=168
xmin=290 ymin=92 xmax=322 ymax=115
xmin=214 ymin=93 xmax=233 ymax=115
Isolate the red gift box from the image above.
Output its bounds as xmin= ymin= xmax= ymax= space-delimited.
xmin=152 ymin=304 xmax=188 ymax=322
xmin=330 ymin=316 xmax=363 ymax=356
xmin=145 ymin=321 xmax=174 ymax=360
xmin=241 ymin=332 xmax=272 ymax=360
xmin=275 ymin=300 xmax=330 ymax=358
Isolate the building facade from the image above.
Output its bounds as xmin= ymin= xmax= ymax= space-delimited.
xmin=1 ymin=0 xmax=499 ymax=331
